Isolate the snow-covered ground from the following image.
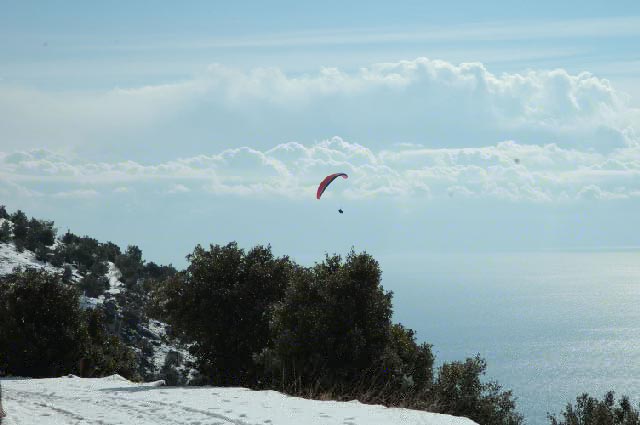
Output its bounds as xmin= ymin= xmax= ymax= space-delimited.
xmin=105 ymin=261 xmax=123 ymax=295
xmin=147 ymin=319 xmax=197 ymax=381
xmin=0 ymin=243 xmax=62 ymax=276
xmin=0 ymin=239 xmax=196 ymax=382
xmin=0 ymin=376 xmax=478 ymax=425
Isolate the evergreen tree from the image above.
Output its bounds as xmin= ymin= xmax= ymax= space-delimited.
xmin=0 ymin=221 xmax=11 ymax=243
xmin=0 ymin=268 xmax=86 ymax=377
xmin=261 ymin=250 xmax=393 ymax=391
xmin=62 ymin=265 xmax=74 ymax=283
xmin=155 ymin=242 xmax=291 ymax=386
xmin=549 ymin=392 xmax=640 ymax=425
xmin=431 ymin=355 xmax=523 ymax=425
xmin=10 ymin=210 xmax=28 ymax=245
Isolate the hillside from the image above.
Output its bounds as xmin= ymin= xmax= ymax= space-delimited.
xmin=0 ymin=211 xmax=195 ymax=384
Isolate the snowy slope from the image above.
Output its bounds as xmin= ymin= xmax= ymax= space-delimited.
xmin=0 ymin=242 xmax=62 ymax=276
xmin=0 ymin=239 xmax=195 ymax=383
xmin=0 ymin=376 xmax=479 ymax=425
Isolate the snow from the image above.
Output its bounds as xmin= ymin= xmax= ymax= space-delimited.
xmin=0 ymin=376 xmax=478 ymax=425
xmin=104 ymin=261 xmax=123 ymax=295
xmin=146 ymin=319 xmax=197 ymax=381
xmin=79 ymin=294 xmax=105 ymax=309
xmin=0 ymin=243 xmax=62 ymax=276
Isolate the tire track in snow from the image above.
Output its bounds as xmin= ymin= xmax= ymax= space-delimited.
xmin=4 ymin=386 xmax=253 ymax=425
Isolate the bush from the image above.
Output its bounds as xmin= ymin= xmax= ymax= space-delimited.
xmin=0 ymin=268 xmax=87 ymax=377
xmin=115 ymin=245 xmax=144 ymax=285
xmin=153 ymin=243 xmax=522 ymax=424
xmin=25 ymin=218 xmax=55 ymax=251
xmin=159 ymin=351 xmax=186 ymax=386
xmin=374 ymin=323 xmax=435 ymax=403
xmin=143 ymin=261 xmax=177 ymax=281
xmin=0 ymin=268 xmax=139 ymax=379
xmin=82 ymin=308 xmax=140 ymax=381
xmin=10 ymin=210 xmax=28 ymax=244
xmin=153 ymin=242 xmax=291 ymax=386
xmin=430 ymin=354 xmax=523 ymax=425
xmin=0 ymin=221 xmax=11 ymax=243
xmin=259 ymin=250 xmax=393 ymax=394
xmin=79 ymin=273 xmax=110 ymax=298
xmin=548 ymin=391 xmax=640 ymax=425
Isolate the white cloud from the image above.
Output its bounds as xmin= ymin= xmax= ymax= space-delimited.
xmin=165 ymin=184 xmax=190 ymax=194
xmin=1 ymin=57 xmax=638 ymax=153
xmin=51 ymin=189 xmax=99 ymax=199
xmin=2 ymin=137 xmax=640 ymax=202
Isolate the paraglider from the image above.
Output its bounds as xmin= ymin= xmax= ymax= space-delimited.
xmin=316 ymin=173 xmax=348 ymax=199
xmin=317 ymin=173 xmax=348 ymax=214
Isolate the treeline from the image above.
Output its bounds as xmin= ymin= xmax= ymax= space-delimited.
xmin=0 ymin=206 xmax=174 ymax=281
xmin=2 ymin=207 xmax=639 ymax=424
xmin=148 ymin=242 xmax=524 ymax=425
xmin=0 ymin=206 xmax=55 ymax=258
xmin=549 ymin=392 xmax=640 ymax=425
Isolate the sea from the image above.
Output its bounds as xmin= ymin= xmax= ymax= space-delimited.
xmin=379 ymin=251 xmax=640 ymax=425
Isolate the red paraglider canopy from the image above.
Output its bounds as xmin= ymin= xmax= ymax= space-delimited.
xmin=316 ymin=173 xmax=348 ymax=199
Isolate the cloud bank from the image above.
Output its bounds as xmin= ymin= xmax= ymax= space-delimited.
xmin=2 ymin=137 xmax=639 ymax=202
xmin=1 ymin=57 xmax=638 ymax=154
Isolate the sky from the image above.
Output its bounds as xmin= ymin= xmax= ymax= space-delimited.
xmin=1 ymin=0 xmax=640 ymax=267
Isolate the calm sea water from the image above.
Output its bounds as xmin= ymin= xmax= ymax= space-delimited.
xmin=379 ymin=251 xmax=640 ymax=425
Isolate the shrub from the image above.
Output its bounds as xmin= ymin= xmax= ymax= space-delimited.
xmin=25 ymin=218 xmax=55 ymax=251
xmin=10 ymin=210 xmax=28 ymax=245
xmin=115 ymin=245 xmax=144 ymax=285
xmin=77 ymin=308 xmax=140 ymax=380
xmin=430 ymin=354 xmax=523 ymax=425
xmin=0 ymin=268 xmax=87 ymax=377
xmin=0 ymin=221 xmax=11 ymax=243
xmin=79 ymin=273 xmax=110 ymax=298
xmin=0 ymin=268 xmax=139 ymax=380
xmin=260 ymin=250 xmax=393 ymax=394
xmin=548 ymin=391 xmax=640 ymax=425
xmin=154 ymin=242 xmax=291 ymax=386
xmin=374 ymin=323 xmax=435 ymax=404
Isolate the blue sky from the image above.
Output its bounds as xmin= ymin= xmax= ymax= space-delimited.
xmin=1 ymin=1 xmax=640 ymax=266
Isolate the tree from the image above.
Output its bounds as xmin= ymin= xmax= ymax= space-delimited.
xmin=82 ymin=308 xmax=140 ymax=381
xmin=10 ymin=210 xmax=28 ymax=245
xmin=260 ymin=250 xmax=393 ymax=392
xmin=62 ymin=265 xmax=74 ymax=283
xmin=0 ymin=268 xmax=87 ymax=377
xmin=34 ymin=243 xmax=49 ymax=263
xmin=375 ymin=323 xmax=435 ymax=402
xmin=0 ymin=221 xmax=11 ymax=243
xmin=79 ymin=273 xmax=110 ymax=298
xmin=25 ymin=218 xmax=56 ymax=251
xmin=548 ymin=391 xmax=640 ymax=425
xmin=116 ymin=245 xmax=144 ymax=287
xmin=99 ymin=241 xmax=121 ymax=263
xmin=154 ymin=242 xmax=291 ymax=386
xmin=431 ymin=354 xmax=523 ymax=425
xmin=0 ymin=205 xmax=8 ymax=219
xmin=0 ymin=268 xmax=139 ymax=380
xmin=143 ymin=261 xmax=176 ymax=281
